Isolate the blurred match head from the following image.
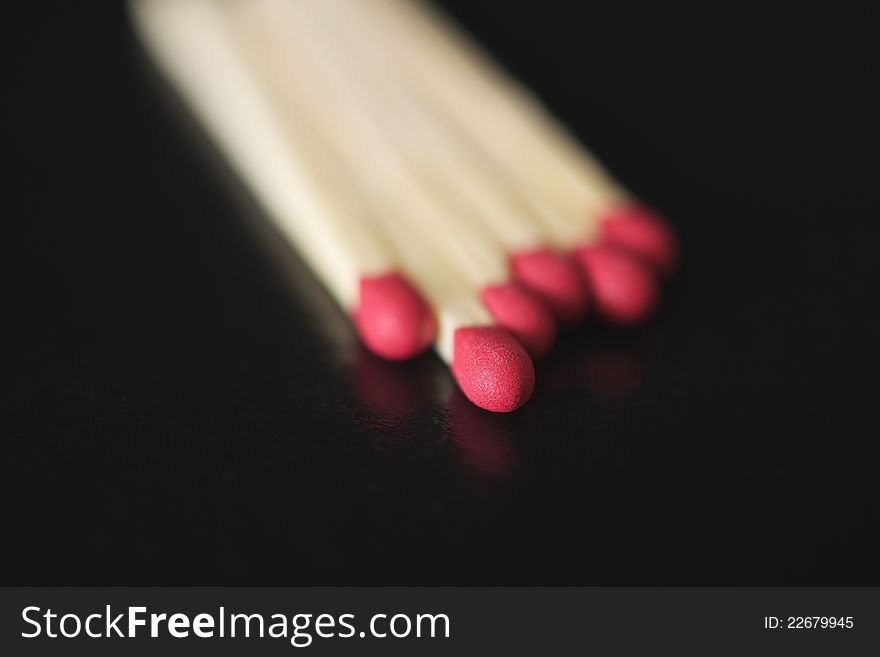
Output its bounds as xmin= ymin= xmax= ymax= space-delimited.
xmin=510 ymin=247 xmax=590 ymax=325
xmin=599 ymin=203 xmax=679 ymax=274
xmin=353 ymin=272 xmax=435 ymax=360
xmin=571 ymin=244 xmax=660 ymax=325
xmin=481 ymin=282 xmax=556 ymax=359
xmin=452 ymin=326 xmax=535 ymax=413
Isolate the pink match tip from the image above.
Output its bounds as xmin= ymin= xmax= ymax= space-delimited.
xmin=572 ymin=244 xmax=660 ymax=325
xmin=510 ymin=248 xmax=590 ymax=325
xmin=481 ymin=282 xmax=556 ymax=359
xmin=452 ymin=326 xmax=535 ymax=413
xmin=353 ymin=272 xmax=435 ymax=361
xmin=600 ymin=203 xmax=679 ymax=274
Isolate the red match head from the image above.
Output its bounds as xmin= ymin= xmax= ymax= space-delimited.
xmin=451 ymin=326 xmax=535 ymax=413
xmin=571 ymin=244 xmax=660 ymax=325
xmin=600 ymin=203 xmax=679 ymax=274
xmin=510 ymin=247 xmax=590 ymax=325
xmin=481 ymin=282 xmax=556 ymax=359
xmin=353 ymin=272 xmax=435 ymax=361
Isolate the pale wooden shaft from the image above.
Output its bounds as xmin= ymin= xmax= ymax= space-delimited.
xmin=293 ymin=0 xmax=551 ymax=254
xmin=225 ymin=0 xmax=510 ymax=289
xmin=219 ymin=0 xmax=493 ymax=361
xmin=130 ymin=0 xmax=393 ymax=308
xmin=313 ymin=0 xmax=628 ymax=243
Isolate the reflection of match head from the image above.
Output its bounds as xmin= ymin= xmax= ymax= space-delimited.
xmin=452 ymin=326 xmax=535 ymax=413
xmin=572 ymin=244 xmax=659 ymax=325
xmin=481 ymin=282 xmax=555 ymax=359
xmin=510 ymin=247 xmax=590 ymax=325
xmin=447 ymin=387 xmax=517 ymax=478
xmin=353 ymin=272 xmax=435 ymax=360
xmin=600 ymin=204 xmax=678 ymax=274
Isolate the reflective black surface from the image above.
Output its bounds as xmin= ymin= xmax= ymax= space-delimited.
xmin=2 ymin=2 xmax=879 ymax=584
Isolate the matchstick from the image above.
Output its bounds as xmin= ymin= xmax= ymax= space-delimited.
xmin=129 ymin=0 xmax=436 ymax=361
xmin=222 ymin=0 xmax=535 ymax=410
xmin=293 ymin=0 xmax=590 ymax=326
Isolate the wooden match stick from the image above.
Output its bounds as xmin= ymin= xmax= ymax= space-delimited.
xmin=222 ymin=0 xmax=535 ymax=411
xmin=293 ymin=0 xmax=590 ymax=327
xmin=329 ymin=0 xmax=678 ymax=322
xmin=223 ymin=0 xmax=534 ymax=410
xmin=129 ymin=0 xmax=437 ymax=361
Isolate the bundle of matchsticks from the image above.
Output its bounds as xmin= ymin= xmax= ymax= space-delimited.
xmin=132 ymin=0 xmax=678 ymax=413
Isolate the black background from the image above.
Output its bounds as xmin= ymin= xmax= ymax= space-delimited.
xmin=2 ymin=2 xmax=879 ymax=585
